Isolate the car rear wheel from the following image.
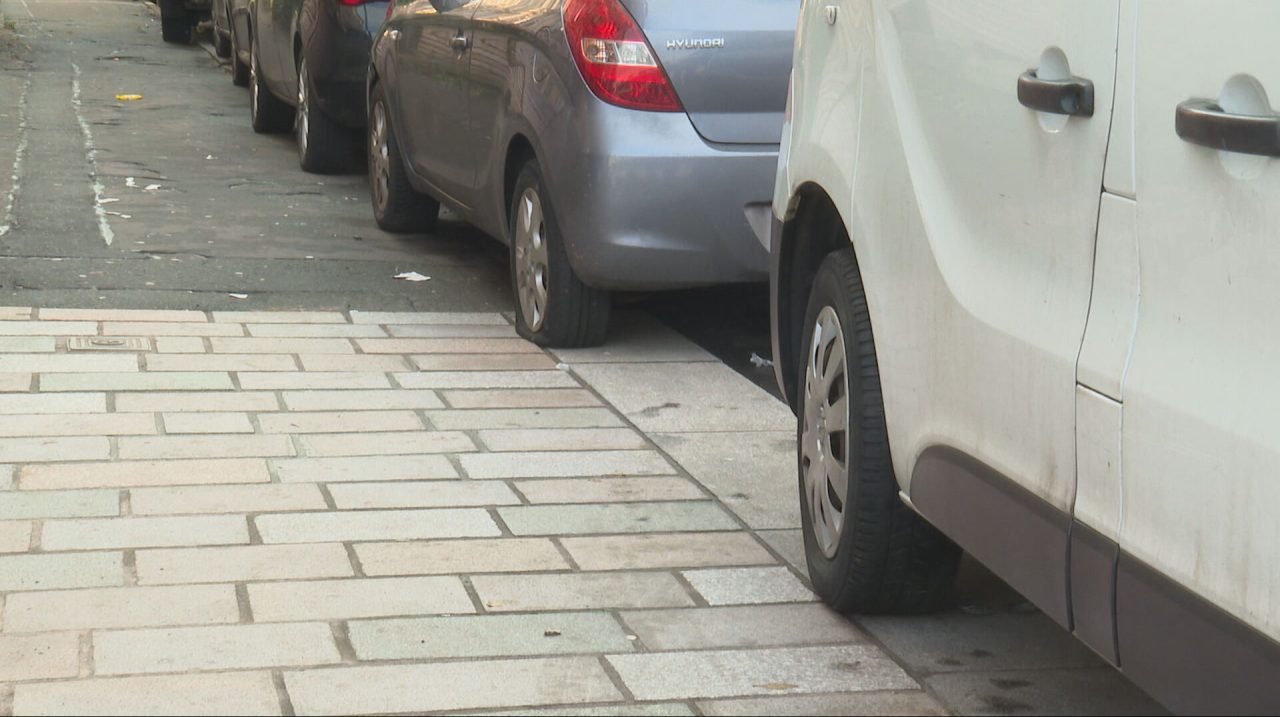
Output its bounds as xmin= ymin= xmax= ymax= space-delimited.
xmin=159 ymin=0 xmax=195 ymax=44
xmin=297 ymin=58 xmax=355 ymax=174
xmin=367 ymin=85 xmax=439 ymax=233
xmin=799 ymin=249 xmax=960 ymax=614
xmin=508 ymin=160 xmax=610 ymax=348
xmin=250 ymin=36 xmax=293 ymax=134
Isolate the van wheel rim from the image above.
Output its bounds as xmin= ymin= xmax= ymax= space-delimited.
xmin=802 ymin=305 xmax=849 ymax=559
xmin=514 ymin=188 xmax=549 ymax=332
xmin=297 ymin=61 xmax=309 ymax=157
xmin=370 ymin=102 xmax=390 ymax=212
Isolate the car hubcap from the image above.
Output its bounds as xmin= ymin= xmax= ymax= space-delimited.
xmin=802 ymin=305 xmax=850 ymax=558
xmin=370 ymin=102 xmax=391 ymax=212
xmin=297 ymin=61 xmax=309 ymax=156
xmin=514 ymin=188 xmax=549 ymax=332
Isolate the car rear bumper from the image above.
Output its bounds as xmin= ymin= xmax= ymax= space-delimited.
xmin=549 ymin=107 xmax=775 ymax=291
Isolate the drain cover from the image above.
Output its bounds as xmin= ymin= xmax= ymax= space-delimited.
xmin=67 ymin=336 xmax=152 ymax=352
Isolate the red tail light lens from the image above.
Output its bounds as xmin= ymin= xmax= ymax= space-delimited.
xmin=563 ymin=0 xmax=682 ymax=112
xmin=337 ymin=0 xmax=371 ymax=6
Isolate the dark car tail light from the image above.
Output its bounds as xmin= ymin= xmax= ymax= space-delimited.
xmin=563 ymin=0 xmax=683 ymax=112
xmin=337 ymin=0 xmax=372 ymax=6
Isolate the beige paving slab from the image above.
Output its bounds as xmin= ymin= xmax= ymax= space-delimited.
xmin=237 ymin=372 xmax=391 ymax=390
xmin=607 ymin=645 xmax=918 ymax=701
xmin=42 ymin=308 xmax=207 ymax=322
xmin=443 ymin=388 xmax=602 ymax=409
xmin=653 ymin=431 xmax=801 ymax=530
xmin=3 ymin=584 xmax=240 ymax=632
xmin=0 ymin=353 xmax=138 ymax=373
xmin=682 ymin=567 xmax=818 ymax=606
xmin=297 ymin=354 xmax=410 ymax=372
xmin=357 ymin=338 xmax=540 ymax=355
xmin=273 ymin=455 xmax=458 ymax=483
xmin=162 ymin=412 xmax=255 ymax=434
xmin=13 ymin=671 xmax=285 ymax=716
xmin=0 ymin=519 xmax=31 ymax=552
xmin=248 ymin=323 xmax=387 ymax=338
xmin=0 ymin=632 xmax=81 ymax=681
xmin=498 ymin=502 xmax=739 ymax=536
xmin=0 ymin=489 xmax=119 ymax=519
xmin=356 ymin=537 xmax=569 ymax=576
xmin=248 ymin=576 xmax=475 ymax=622
xmin=283 ymin=657 xmax=621 ymax=716
xmin=154 ymin=336 xmax=208 ymax=353
xmin=20 ymin=458 xmax=271 ymax=490
xmin=255 ymin=508 xmax=499 ymax=544
xmin=696 ymin=692 xmax=948 ymax=716
xmin=0 ymin=436 xmax=110 ymax=463
xmin=41 ymin=372 xmax=234 ymax=392
xmin=0 ymin=372 xmax=33 ymax=391
xmin=0 ymin=552 xmax=123 ymax=591
xmin=478 ymin=704 xmax=695 ymax=717
xmin=349 ymin=611 xmax=633 ymax=661
xmin=144 ymin=354 xmax=298 ymax=372
xmin=0 ymin=392 xmax=105 ymax=414
xmin=103 ymin=322 xmax=245 ymax=337
xmin=387 ymin=324 xmax=518 ymax=338
xmin=0 ymin=413 xmax=155 ymax=437
xmin=258 ymin=410 xmax=422 ymax=434
xmin=572 ymin=362 xmax=794 ymax=432
xmin=130 ymin=484 xmax=327 ymax=515
xmin=412 ymin=353 xmax=557 ymax=371
xmin=394 ymin=371 xmax=579 ymax=390
xmin=281 ymin=389 xmax=443 ymax=411
xmin=327 ymin=480 xmax=519 ymax=509
xmin=620 ymin=604 xmax=867 ymax=651
xmin=118 ymin=435 xmax=294 ymax=461
xmin=296 ymin=431 xmax=475 ymax=457
xmin=0 ymin=336 xmax=55 ymax=352
xmin=41 ymin=515 xmax=250 ymax=551
xmin=0 ymin=307 xmax=33 ymax=320
xmin=0 ymin=463 xmax=12 ymax=489
xmin=136 ymin=543 xmax=353 ymax=585
xmin=472 ymin=571 xmax=695 ymax=612
xmin=210 ymin=337 xmax=355 ymax=354
xmin=350 ymin=311 xmax=509 ymax=325
xmin=94 ymin=622 xmax=342 ymax=675
xmin=427 ymin=407 xmax=623 ymax=430
xmin=561 ymin=532 xmax=777 ymax=571
xmin=552 ymin=312 xmax=719 ymax=364
xmin=461 ymin=450 xmax=672 ymax=479
xmin=513 ymin=476 xmax=705 ymax=504
xmin=478 ymin=428 xmax=648 ymax=452
xmin=115 ymin=391 xmax=279 ymax=413
xmin=0 ymin=321 xmax=96 ymax=336
xmin=212 ymin=311 xmax=346 ymax=324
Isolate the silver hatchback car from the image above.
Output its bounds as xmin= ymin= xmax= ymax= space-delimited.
xmin=368 ymin=0 xmax=799 ymax=346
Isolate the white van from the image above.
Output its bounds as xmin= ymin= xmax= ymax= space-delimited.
xmin=768 ymin=2 xmax=1280 ymax=713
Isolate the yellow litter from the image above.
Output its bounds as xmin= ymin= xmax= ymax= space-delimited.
xmin=115 ymin=94 xmax=143 ymax=102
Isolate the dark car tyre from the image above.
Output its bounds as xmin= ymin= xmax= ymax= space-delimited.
xmin=159 ymin=0 xmax=194 ymax=44
xmin=368 ymin=84 xmax=439 ymax=232
xmin=215 ymin=31 xmax=232 ymax=58
xmin=230 ymin=27 xmax=250 ymax=87
xmin=508 ymin=159 xmax=610 ymax=348
xmin=297 ymin=58 xmax=355 ymax=174
xmin=250 ymin=35 xmax=293 ymax=134
xmin=798 ymin=249 xmax=960 ymax=615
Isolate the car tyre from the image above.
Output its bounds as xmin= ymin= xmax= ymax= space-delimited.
xmin=508 ymin=159 xmax=610 ymax=348
xmin=159 ymin=0 xmax=194 ymax=44
xmin=367 ymin=84 xmax=439 ymax=233
xmin=297 ymin=58 xmax=355 ymax=174
xmin=249 ymin=35 xmax=293 ymax=134
xmin=214 ymin=28 xmax=232 ymax=58
xmin=798 ymin=249 xmax=960 ymax=615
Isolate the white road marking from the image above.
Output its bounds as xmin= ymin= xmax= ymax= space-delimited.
xmin=70 ymin=62 xmax=114 ymax=246
xmin=15 ymin=0 xmax=34 ymax=19
xmin=0 ymin=74 xmax=32 ymax=238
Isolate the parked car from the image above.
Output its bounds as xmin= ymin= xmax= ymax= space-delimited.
xmin=211 ymin=0 xmax=248 ymax=74
xmin=770 ymin=1 xmax=1280 ymax=713
xmin=368 ymin=0 xmax=800 ymax=347
xmin=242 ymin=0 xmax=388 ymax=173
xmin=158 ymin=0 xmax=211 ymax=44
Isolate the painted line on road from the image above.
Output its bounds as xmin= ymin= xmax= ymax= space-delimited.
xmin=15 ymin=0 xmax=34 ymax=19
xmin=70 ymin=61 xmax=114 ymax=247
xmin=0 ymin=73 xmax=31 ymax=239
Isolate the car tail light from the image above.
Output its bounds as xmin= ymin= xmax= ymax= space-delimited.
xmin=337 ymin=0 xmax=371 ymax=6
xmin=563 ymin=0 xmax=682 ymax=112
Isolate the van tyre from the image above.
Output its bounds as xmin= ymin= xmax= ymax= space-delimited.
xmin=297 ymin=58 xmax=355 ymax=174
xmin=368 ymin=84 xmax=439 ymax=232
xmin=250 ymin=35 xmax=293 ymax=134
xmin=509 ymin=160 xmax=610 ymax=348
xmin=798 ymin=250 xmax=960 ymax=614
xmin=159 ymin=0 xmax=194 ymax=44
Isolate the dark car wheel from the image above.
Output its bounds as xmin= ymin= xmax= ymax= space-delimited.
xmin=159 ymin=0 xmax=195 ymax=44
xmin=368 ymin=84 xmax=438 ymax=233
xmin=297 ymin=58 xmax=355 ymax=174
xmin=230 ymin=27 xmax=250 ymax=87
xmin=249 ymin=35 xmax=293 ymax=134
xmin=508 ymin=159 xmax=610 ymax=348
xmin=798 ymin=249 xmax=960 ymax=614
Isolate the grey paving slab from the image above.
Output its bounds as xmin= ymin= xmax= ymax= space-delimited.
xmin=0 ymin=552 xmax=123 ymax=591
xmin=924 ymin=667 xmax=1167 ymax=716
xmin=472 ymin=571 xmax=695 ymax=612
xmin=697 ymin=691 xmax=949 ymax=716
xmin=326 ymin=480 xmax=520 ymax=509
xmin=0 ymin=489 xmax=119 ymax=519
xmin=621 ymin=604 xmax=866 ymax=651
xmin=498 ymin=502 xmax=739 ymax=536
xmin=255 ymin=508 xmax=500 ymax=544
xmin=425 ymin=407 xmax=623 ymax=430
xmin=349 ymin=611 xmax=635 ymax=660
xmin=608 ymin=645 xmax=918 ymax=701
xmin=561 ymin=532 xmax=776 ymax=571
xmin=682 ymin=567 xmax=818 ymax=606
xmin=478 ymin=704 xmax=695 ymax=717
xmin=651 ymin=431 xmax=800 ymax=530
xmin=759 ymin=529 xmax=808 ymax=572
xmin=552 ymin=312 xmax=718 ymax=364
xmin=248 ymin=576 xmax=475 ymax=622
xmin=93 ymin=622 xmax=342 ymax=675
xmin=272 ymin=455 xmax=458 ymax=483
xmin=460 ymin=450 xmax=673 ymax=479
xmin=356 ymin=537 xmax=570 ymax=576
xmin=513 ymin=476 xmax=703 ymax=504
xmin=13 ymin=672 xmax=284 ymax=716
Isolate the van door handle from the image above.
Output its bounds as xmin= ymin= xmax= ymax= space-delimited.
xmin=1017 ymin=70 xmax=1094 ymax=117
xmin=1175 ymin=99 xmax=1280 ymax=156
xmin=450 ymin=34 xmax=469 ymax=51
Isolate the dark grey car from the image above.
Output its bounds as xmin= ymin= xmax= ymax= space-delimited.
xmin=241 ymin=0 xmax=390 ymax=173
xmin=369 ymin=0 xmax=799 ymax=347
